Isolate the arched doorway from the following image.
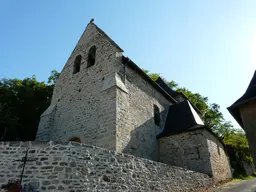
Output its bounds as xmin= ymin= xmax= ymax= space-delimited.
xmin=70 ymin=137 xmax=81 ymax=143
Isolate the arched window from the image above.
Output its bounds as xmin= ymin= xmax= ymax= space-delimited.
xmin=154 ymin=105 xmax=161 ymax=127
xmin=73 ymin=55 xmax=81 ymax=74
xmin=87 ymin=46 xmax=96 ymax=68
xmin=70 ymin=137 xmax=81 ymax=143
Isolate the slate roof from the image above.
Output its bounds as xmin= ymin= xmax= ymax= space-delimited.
xmin=228 ymin=70 xmax=256 ymax=128
xmin=155 ymin=77 xmax=202 ymax=115
xmin=155 ymin=77 xmax=177 ymax=96
xmin=157 ymin=100 xmax=205 ymax=138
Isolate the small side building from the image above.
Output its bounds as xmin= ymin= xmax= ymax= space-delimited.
xmin=155 ymin=85 xmax=232 ymax=183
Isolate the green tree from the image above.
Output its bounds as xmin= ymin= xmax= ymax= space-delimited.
xmin=47 ymin=69 xmax=60 ymax=84
xmin=0 ymin=70 xmax=59 ymax=141
xmin=148 ymin=72 xmax=161 ymax=81
xmin=224 ymin=129 xmax=253 ymax=177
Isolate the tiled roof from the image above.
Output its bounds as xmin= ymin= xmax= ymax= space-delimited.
xmin=157 ymin=100 xmax=205 ymax=138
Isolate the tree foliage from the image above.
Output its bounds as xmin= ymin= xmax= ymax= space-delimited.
xmin=0 ymin=71 xmax=59 ymax=140
xmin=47 ymin=69 xmax=60 ymax=85
xmin=224 ymin=129 xmax=252 ymax=162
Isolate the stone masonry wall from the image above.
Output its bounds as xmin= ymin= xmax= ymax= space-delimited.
xmin=159 ymin=129 xmax=232 ymax=183
xmin=159 ymin=129 xmax=212 ymax=176
xmin=116 ymin=64 xmax=174 ymax=161
xmin=0 ymin=141 xmax=212 ymax=192
xmin=206 ymin=130 xmax=232 ymax=183
xmin=36 ymin=22 xmax=123 ymax=150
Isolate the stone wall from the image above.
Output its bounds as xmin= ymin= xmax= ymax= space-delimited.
xmin=0 ymin=141 xmax=212 ymax=192
xmin=159 ymin=129 xmax=212 ymax=176
xmin=206 ymin=130 xmax=232 ymax=183
xmin=116 ymin=64 xmax=174 ymax=161
xmin=159 ymin=129 xmax=232 ymax=183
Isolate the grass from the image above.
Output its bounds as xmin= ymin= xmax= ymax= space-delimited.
xmin=231 ymin=175 xmax=256 ymax=183
xmin=230 ymin=179 xmax=243 ymax=183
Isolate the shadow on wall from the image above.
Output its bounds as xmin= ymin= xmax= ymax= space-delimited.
xmin=121 ymin=109 xmax=214 ymax=179
xmin=122 ymin=110 xmax=167 ymax=162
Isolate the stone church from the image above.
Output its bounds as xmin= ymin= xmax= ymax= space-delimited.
xmin=36 ymin=20 xmax=231 ymax=183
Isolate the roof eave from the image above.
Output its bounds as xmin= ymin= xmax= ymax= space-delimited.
xmin=228 ymin=96 xmax=256 ymax=110
xmin=227 ymin=96 xmax=256 ymax=128
xmin=156 ymin=125 xmax=205 ymax=139
xmin=227 ymin=106 xmax=244 ymax=128
xmin=157 ymin=125 xmax=226 ymax=148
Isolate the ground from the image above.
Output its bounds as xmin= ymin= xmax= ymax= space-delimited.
xmin=215 ymin=178 xmax=256 ymax=192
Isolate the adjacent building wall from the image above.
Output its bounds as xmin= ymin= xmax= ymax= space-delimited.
xmin=0 ymin=141 xmax=212 ymax=192
xmin=159 ymin=129 xmax=232 ymax=183
xmin=240 ymin=100 xmax=256 ymax=167
xmin=116 ymin=64 xmax=174 ymax=161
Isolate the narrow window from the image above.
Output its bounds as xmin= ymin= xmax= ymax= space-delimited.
xmin=154 ymin=105 xmax=161 ymax=126
xmin=73 ymin=55 xmax=81 ymax=74
xmin=196 ymin=146 xmax=201 ymax=159
xmin=87 ymin=46 xmax=96 ymax=68
xmin=70 ymin=137 xmax=81 ymax=143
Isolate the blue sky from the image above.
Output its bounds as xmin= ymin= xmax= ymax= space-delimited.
xmin=1 ymin=0 xmax=255 ymax=128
